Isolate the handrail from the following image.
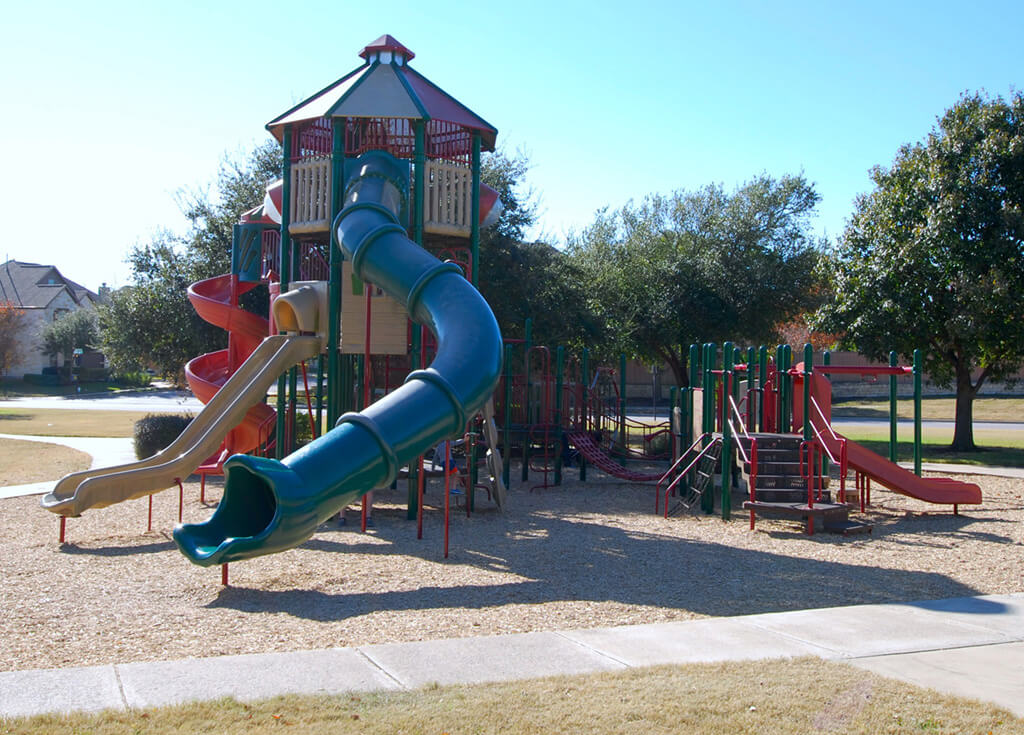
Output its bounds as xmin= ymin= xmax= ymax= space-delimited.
xmin=808 ymin=394 xmax=848 ymax=502
xmin=654 ymin=434 xmax=706 ymax=513
xmin=661 ymin=437 xmax=721 ymax=519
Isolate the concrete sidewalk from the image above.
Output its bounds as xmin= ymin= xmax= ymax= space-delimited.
xmin=2 ymin=594 xmax=1022 ymax=720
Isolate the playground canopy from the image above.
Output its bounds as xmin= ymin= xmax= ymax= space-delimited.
xmin=265 ymin=35 xmax=498 ymax=154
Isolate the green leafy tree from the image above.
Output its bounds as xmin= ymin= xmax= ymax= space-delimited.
xmin=100 ymin=141 xmax=280 ymax=383
xmin=569 ymin=174 xmax=824 ymax=385
xmin=815 ymin=91 xmax=1024 ymax=451
xmin=41 ymin=308 xmax=98 ymax=380
xmin=0 ymin=301 xmax=27 ymax=376
xmin=477 ymin=150 xmax=599 ymax=347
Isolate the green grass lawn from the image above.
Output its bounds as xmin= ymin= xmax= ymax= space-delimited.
xmin=841 ymin=425 xmax=1024 ymax=467
xmin=0 ymin=378 xmax=156 ymax=398
xmin=6 ymin=658 xmax=1020 ymax=735
xmin=832 ymin=395 xmax=1024 ymax=422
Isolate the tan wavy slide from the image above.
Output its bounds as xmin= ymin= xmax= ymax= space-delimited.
xmin=40 ymin=334 xmax=322 ymax=517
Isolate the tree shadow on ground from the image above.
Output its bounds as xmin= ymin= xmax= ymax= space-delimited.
xmin=207 ymin=498 xmax=991 ymax=623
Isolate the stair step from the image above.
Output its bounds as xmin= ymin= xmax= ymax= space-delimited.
xmin=742 ymin=500 xmax=851 ymax=519
xmin=747 ymin=475 xmax=831 ymax=490
xmin=753 ymin=488 xmax=834 ymax=504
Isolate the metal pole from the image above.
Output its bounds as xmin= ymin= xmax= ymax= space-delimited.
xmin=470 ymin=133 xmax=481 ymax=289
xmin=721 ymin=341 xmax=733 ymax=520
xmin=914 ymin=349 xmax=923 ymax=476
xmin=580 ymin=347 xmax=589 ymax=482
xmin=328 ymin=118 xmax=346 ymax=429
xmin=503 ymin=342 xmax=513 ymax=488
xmin=521 ymin=318 xmax=532 ymax=482
xmin=889 ymin=350 xmax=898 ymax=463
xmin=276 ymin=125 xmax=293 ymax=459
xmin=758 ymin=345 xmax=768 ymax=432
xmin=554 ymin=345 xmax=564 ymax=485
xmin=803 ymin=343 xmax=813 ymax=441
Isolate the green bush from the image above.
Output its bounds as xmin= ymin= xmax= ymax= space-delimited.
xmin=293 ymin=411 xmax=315 ymax=448
xmin=133 ymin=413 xmax=194 ymax=459
xmin=23 ymin=373 xmax=61 ymax=386
xmin=78 ymin=366 xmax=110 ymax=382
xmin=113 ymin=371 xmax=153 ymax=388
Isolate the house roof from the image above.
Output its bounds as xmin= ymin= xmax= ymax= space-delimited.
xmin=266 ymin=35 xmax=497 ymax=151
xmin=0 ymin=260 xmax=99 ymax=310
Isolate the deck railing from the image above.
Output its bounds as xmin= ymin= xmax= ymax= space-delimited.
xmin=424 ymin=160 xmax=472 ymax=236
xmin=290 ymin=156 xmax=331 ymax=233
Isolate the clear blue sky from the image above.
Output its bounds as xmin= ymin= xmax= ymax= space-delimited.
xmin=2 ymin=0 xmax=1020 ymax=292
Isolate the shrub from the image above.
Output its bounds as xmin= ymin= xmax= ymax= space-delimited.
xmin=78 ymin=366 xmax=110 ymax=382
xmin=133 ymin=413 xmax=194 ymax=459
xmin=113 ymin=371 xmax=153 ymax=388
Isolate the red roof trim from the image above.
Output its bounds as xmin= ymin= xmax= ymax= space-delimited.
xmin=359 ymin=34 xmax=415 ymax=61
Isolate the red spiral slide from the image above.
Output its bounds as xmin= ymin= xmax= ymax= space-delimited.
xmin=186 ymin=274 xmax=272 ymax=462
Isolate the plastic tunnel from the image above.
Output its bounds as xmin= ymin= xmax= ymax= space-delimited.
xmin=173 ymin=151 xmax=503 ymax=565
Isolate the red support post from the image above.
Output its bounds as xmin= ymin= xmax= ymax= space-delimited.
xmin=221 ymin=564 xmax=229 ymax=586
xmin=59 ymin=516 xmax=66 ymax=544
xmin=148 ymin=495 xmax=153 ymax=532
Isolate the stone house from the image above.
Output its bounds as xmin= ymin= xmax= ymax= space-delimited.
xmin=0 ymin=260 xmax=102 ymax=379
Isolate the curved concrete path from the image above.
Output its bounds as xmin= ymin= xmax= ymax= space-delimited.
xmin=0 ymin=434 xmax=136 ymax=500
xmin=0 ymin=594 xmax=1021 ymax=719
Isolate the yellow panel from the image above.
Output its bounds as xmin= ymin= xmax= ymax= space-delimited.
xmin=340 ymin=262 xmax=409 ymax=355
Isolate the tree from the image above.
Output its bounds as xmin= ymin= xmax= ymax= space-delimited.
xmin=815 ymin=91 xmax=1024 ymax=451
xmin=41 ymin=308 xmax=98 ymax=380
xmin=477 ymin=150 xmax=599 ymax=347
xmin=569 ymin=174 xmax=824 ymax=385
xmin=0 ymin=301 xmax=27 ymax=376
xmin=99 ymin=140 xmax=280 ymax=382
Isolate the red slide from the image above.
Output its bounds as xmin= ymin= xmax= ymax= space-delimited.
xmin=185 ymin=274 xmax=272 ymax=459
xmin=795 ymin=368 xmax=981 ymax=506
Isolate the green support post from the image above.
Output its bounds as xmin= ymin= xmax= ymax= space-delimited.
xmin=746 ymin=346 xmax=756 ymax=430
xmin=405 ymin=120 xmax=426 ymax=520
xmin=702 ymin=343 xmax=717 ymax=514
xmin=327 ymin=119 xmax=346 ymax=430
xmin=316 ymin=353 xmax=324 ymax=437
xmin=503 ymin=343 xmax=513 ymax=488
xmin=758 ymin=346 xmax=768 ymax=432
xmin=580 ymin=347 xmax=589 ymax=482
xmin=669 ymin=386 xmax=678 ymax=458
xmin=720 ymin=342 xmax=733 ymax=520
xmin=521 ymin=318 xmax=532 ymax=482
xmin=619 ymin=352 xmax=627 ymax=455
xmin=355 ymin=355 xmax=365 ymax=411
xmin=554 ymin=346 xmax=564 ymax=485
xmin=781 ymin=344 xmax=793 ymax=434
xmin=914 ymin=349 xmax=923 ymax=476
xmin=802 ymin=344 xmax=813 ymax=441
xmin=276 ymin=125 xmax=293 ymax=459
xmin=822 ymin=350 xmax=831 ymax=475
xmin=889 ymin=350 xmax=899 ymax=463
xmin=470 ymin=133 xmax=481 ymax=288
xmin=688 ymin=343 xmax=699 ymax=445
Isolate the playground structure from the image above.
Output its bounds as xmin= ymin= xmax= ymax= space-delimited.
xmin=42 ymin=36 xmax=508 ymax=563
xmin=39 ymin=36 xmax=984 ymax=565
xmin=491 ymin=336 xmax=982 ymax=535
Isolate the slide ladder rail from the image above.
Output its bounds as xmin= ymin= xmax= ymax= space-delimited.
xmin=662 ymin=437 xmax=722 ymax=518
xmin=173 ymin=151 xmax=503 ymax=565
xmin=655 ymin=433 xmax=719 ymax=517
